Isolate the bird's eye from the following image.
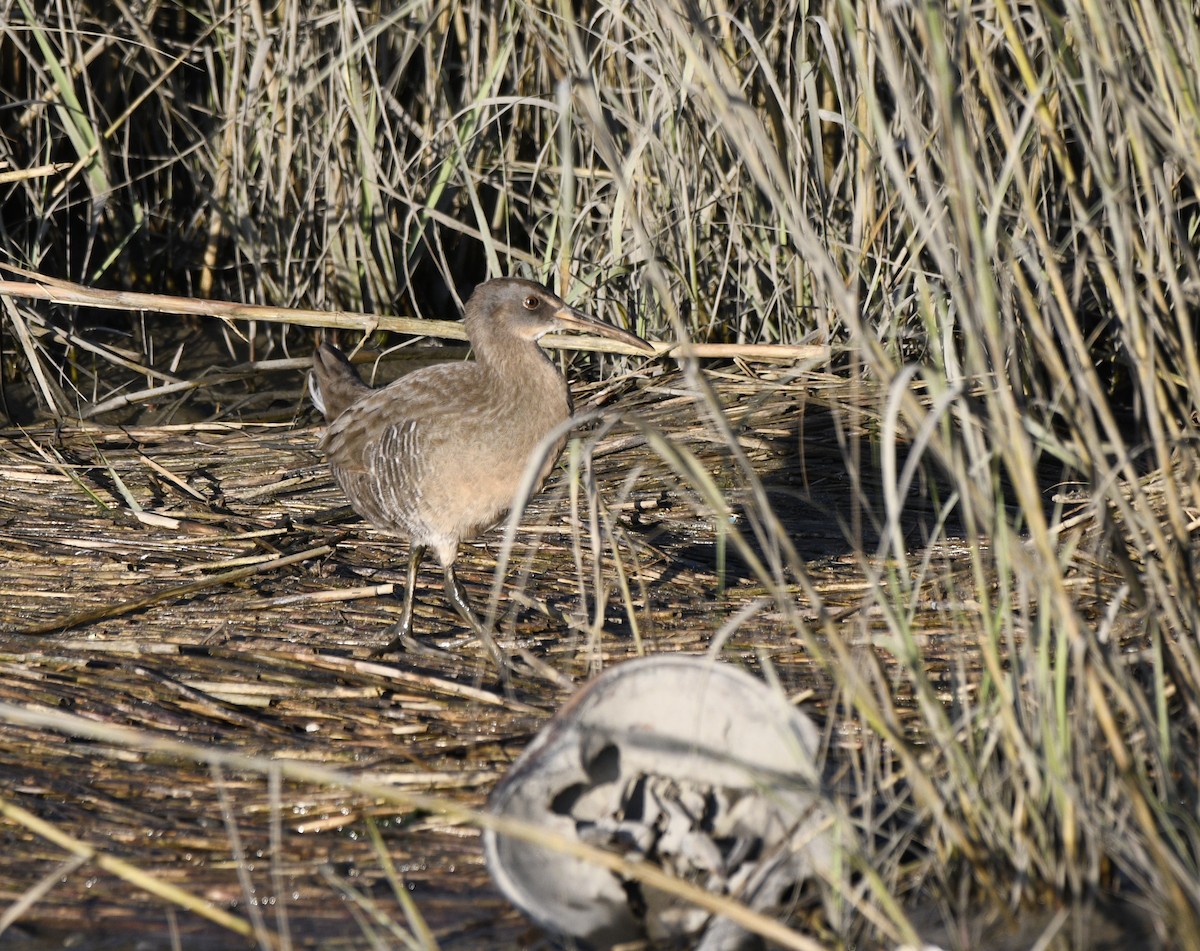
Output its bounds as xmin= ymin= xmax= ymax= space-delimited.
xmin=522 ymin=295 xmax=540 ymax=310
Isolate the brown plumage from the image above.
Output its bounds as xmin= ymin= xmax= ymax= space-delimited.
xmin=310 ymin=277 xmax=653 ymax=658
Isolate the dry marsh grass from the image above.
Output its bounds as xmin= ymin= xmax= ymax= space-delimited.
xmin=1 ymin=0 xmax=1199 ymax=948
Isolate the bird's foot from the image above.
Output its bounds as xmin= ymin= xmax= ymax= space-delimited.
xmin=369 ymin=628 xmax=454 ymax=659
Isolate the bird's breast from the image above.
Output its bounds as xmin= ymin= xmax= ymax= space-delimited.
xmin=323 ymin=357 xmax=572 ymax=545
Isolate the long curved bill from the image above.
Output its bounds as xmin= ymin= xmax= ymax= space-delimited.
xmin=551 ymin=304 xmax=656 ymax=354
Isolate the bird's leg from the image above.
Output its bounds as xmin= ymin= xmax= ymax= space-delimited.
xmin=443 ymin=563 xmax=508 ymax=670
xmin=372 ymin=545 xmax=446 ymax=657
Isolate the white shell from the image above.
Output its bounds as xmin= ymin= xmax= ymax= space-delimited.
xmin=484 ymin=655 xmax=835 ymax=949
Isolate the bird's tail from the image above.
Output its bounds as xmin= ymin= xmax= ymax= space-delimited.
xmin=309 ymin=343 xmax=370 ymax=421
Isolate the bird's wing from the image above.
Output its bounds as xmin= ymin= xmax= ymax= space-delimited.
xmin=320 ymin=365 xmax=474 ymax=504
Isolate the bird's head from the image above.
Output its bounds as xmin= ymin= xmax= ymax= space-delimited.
xmin=464 ymin=278 xmax=653 ymax=354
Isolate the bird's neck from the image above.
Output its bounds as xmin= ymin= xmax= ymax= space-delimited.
xmin=470 ymin=318 xmax=543 ymax=372
xmin=476 ymin=334 xmax=570 ymax=411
